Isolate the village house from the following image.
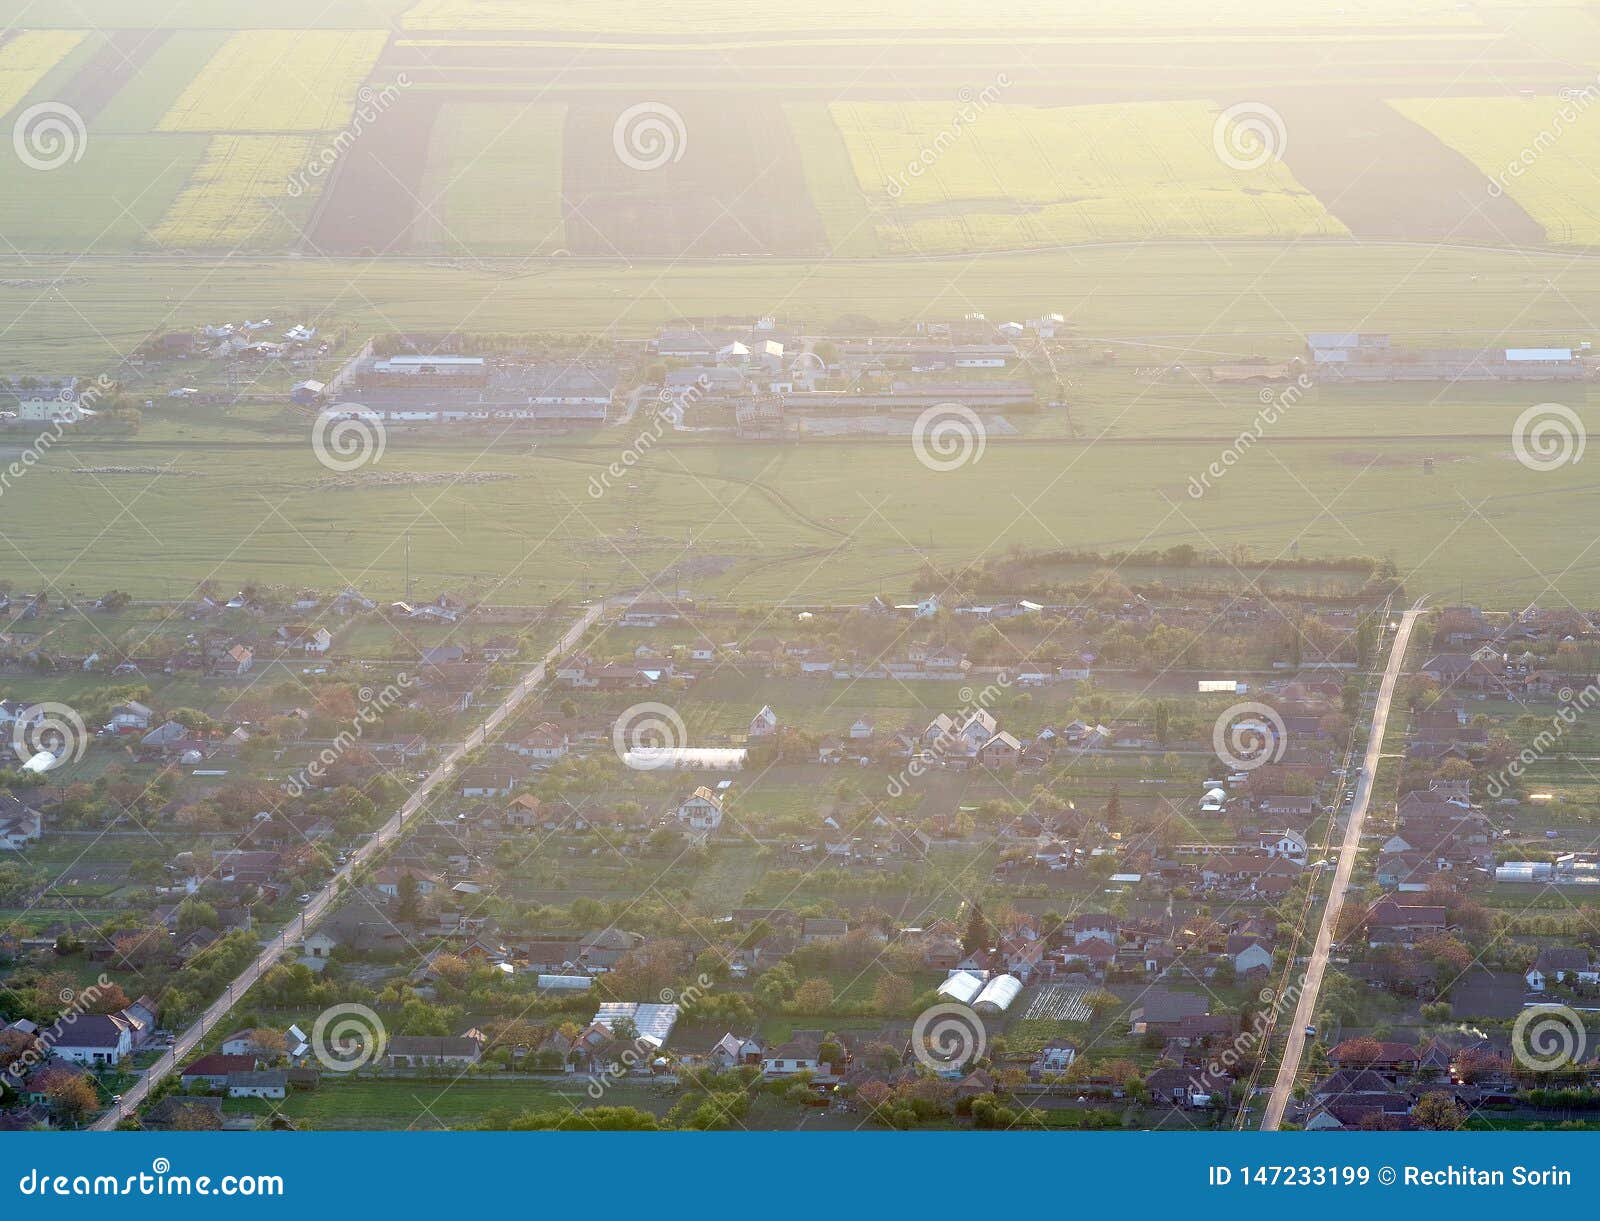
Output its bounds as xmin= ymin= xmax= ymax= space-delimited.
xmin=50 ymin=1013 xmax=134 ymax=1066
xmin=226 ymin=1070 xmax=287 ymax=1100
xmin=675 ymin=786 xmax=724 ymax=834
xmin=385 ymin=1035 xmax=482 ymax=1069
xmin=508 ymin=722 xmax=569 ymax=761
xmin=748 ymin=705 xmax=779 ymax=738
xmin=1526 ymin=946 xmax=1600 ymax=991
xmin=180 ymin=1054 xmax=258 ymax=1090
xmin=1364 ymin=900 xmax=1448 ymax=948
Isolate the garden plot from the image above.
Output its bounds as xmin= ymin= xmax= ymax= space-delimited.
xmin=1023 ymin=983 xmax=1093 ymax=1022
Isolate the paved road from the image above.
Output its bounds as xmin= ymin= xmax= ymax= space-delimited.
xmin=92 ymin=600 xmax=609 ymax=1129
xmin=1259 ymin=597 xmax=1425 ymax=1131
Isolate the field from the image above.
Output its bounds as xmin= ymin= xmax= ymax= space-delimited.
xmin=152 ymin=135 xmax=323 ymax=248
xmin=560 ymin=98 xmax=829 ymax=258
xmin=398 ymin=0 xmax=1485 ymax=34
xmin=2 ymin=404 xmax=1595 ymax=605
xmin=0 ymin=30 xmax=85 ymax=114
xmin=1391 ymin=96 xmax=1600 ymax=245
xmin=415 ymin=102 xmax=567 ymax=255
xmin=828 ymin=101 xmax=1346 ymax=253
xmin=155 ymin=30 xmax=389 ymax=133
xmin=0 ymin=3 xmax=1594 ymax=255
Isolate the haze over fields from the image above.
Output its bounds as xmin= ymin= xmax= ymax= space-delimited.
xmin=1 ymin=0 xmax=1598 ymax=606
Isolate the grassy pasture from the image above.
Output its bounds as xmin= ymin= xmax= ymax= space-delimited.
xmin=7 ymin=418 xmax=1599 ymax=605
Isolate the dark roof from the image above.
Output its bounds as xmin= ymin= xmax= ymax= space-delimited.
xmin=181 ymin=1053 xmax=256 ymax=1078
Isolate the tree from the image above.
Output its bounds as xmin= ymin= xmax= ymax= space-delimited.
xmin=963 ymin=903 xmax=991 ymax=955
xmin=873 ymin=973 xmax=913 ymax=1015
xmin=1411 ymin=1091 xmax=1463 ymax=1130
xmin=45 ymin=1071 xmax=99 ymax=1125
xmin=395 ymin=872 xmax=421 ymax=923
xmin=1104 ymin=784 xmax=1123 ymax=831
xmin=791 ymin=977 xmax=835 ymax=1013
xmin=1335 ymin=1036 xmax=1385 ymax=1066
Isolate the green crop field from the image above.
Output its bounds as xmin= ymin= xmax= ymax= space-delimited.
xmin=417 ymin=102 xmax=567 ymax=255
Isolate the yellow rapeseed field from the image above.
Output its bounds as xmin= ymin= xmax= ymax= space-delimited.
xmin=152 ymin=135 xmax=318 ymax=248
xmin=1391 ymin=96 xmax=1600 ymax=245
xmin=828 ymin=100 xmax=1347 ymax=254
xmin=0 ymin=31 xmax=86 ymax=117
xmin=157 ymin=30 xmax=387 ymax=132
